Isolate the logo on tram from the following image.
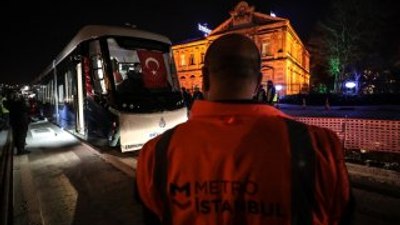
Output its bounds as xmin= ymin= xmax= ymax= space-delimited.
xmin=159 ymin=117 xmax=166 ymax=128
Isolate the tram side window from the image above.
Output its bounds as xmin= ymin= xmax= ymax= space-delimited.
xmin=65 ymin=70 xmax=75 ymax=104
xmin=91 ymin=56 xmax=107 ymax=95
xmin=89 ymin=40 xmax=108 ymax=95
xmin=58 ymin=85 xmax=64 ymax=104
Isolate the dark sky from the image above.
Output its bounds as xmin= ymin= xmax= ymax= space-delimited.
xmin=1 ymin=0 xmax=327 ymax=84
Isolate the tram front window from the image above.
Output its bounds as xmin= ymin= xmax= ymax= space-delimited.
xmin=114 ymin=62 xmax=145 ymax=94
xmin=107 ymin=37 xmax=183 ymax=112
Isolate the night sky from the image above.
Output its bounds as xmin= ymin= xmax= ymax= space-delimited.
xmin=1 ymin=0 xmax=329 ymax=84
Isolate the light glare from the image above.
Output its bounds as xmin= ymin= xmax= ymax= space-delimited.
xmin=345 ymin=81 xmax=356 ymax=89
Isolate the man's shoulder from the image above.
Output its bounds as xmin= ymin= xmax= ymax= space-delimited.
xmin=284 ymin=118 xmax=338 ymax=139
xmin=139 ymin=135 xmax=162 ymax=160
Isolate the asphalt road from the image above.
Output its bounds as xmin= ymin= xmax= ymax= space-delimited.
xmin=9 ymin=121 xmax=400 ymax=225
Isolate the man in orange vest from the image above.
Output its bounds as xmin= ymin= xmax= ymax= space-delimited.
xmin=136 ymin=33 xmax=354 ymax=225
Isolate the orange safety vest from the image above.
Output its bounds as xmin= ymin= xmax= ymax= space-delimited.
xmin=136 ymin=100 xmax=352 ymax=225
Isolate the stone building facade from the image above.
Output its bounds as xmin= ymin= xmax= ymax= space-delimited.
xmin=172 ymin=1 xmax=310 ymax=96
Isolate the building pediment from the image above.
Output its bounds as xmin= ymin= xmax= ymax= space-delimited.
xmin=230 ymin=1 xmax=255 ymax=27
xmin=210 ymin=1 xmax=286 ymax=35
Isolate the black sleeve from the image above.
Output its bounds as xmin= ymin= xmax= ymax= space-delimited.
xmin=339 ymin=190 xmax=356 ymax=225
xmin=134 ymin=180 xmax=162 ymax=225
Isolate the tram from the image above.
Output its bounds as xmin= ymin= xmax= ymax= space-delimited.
xmin=34 ymin=25 xmax=188 ymax=152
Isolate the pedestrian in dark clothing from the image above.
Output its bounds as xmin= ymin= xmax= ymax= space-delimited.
xmin=181 ymin=87 xmax=193 ymax=109
xmin=192 ymin=86 xmax=204 ymax=100
xmin=266 ymin=80 xmax=276 ymax=105
xmin=0 ymin=94 xmax=10 ymax=130
xmin=4 ymin=92 xmax=30 ymax=155
xmin=254 ymin=84 xmax=267 ymax=103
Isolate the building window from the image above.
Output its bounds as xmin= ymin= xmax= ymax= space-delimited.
xmin=180 ymin=54 xmax=186 ymax=66
xmin=297 ymin=46 xmax=302 ymax=63
xmin=303 ymin=54 xmax=308 ymax=69
xmin=290 ymin=43 xmax=295 ymax=56
xmin=262 ymin=42 xmax=272 ymax=56
xmin=200 ymin=52 xmax=205 ymax=64
xmin=189 ymin=54 xmax=195 ymax=65
xmin=190 ymin=75 xmax=196 ymax=91
xmin=298 ymin=49 xmax=302 ymax=64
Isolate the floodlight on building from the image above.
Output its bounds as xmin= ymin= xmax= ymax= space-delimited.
xmin=270 ymin=11 xmax=276 ymax=17
xmin=198 ymin=23 xmax=211 ymax=36
xmin=275 ymin=84 xmax=283 ymax=91
xmin=345 ymin=81 xmax=356 ymax=89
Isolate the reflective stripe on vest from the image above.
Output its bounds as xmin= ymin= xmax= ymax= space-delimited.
xmin=154 ymin=127 xmax=177 ymax=225
xmin=285 ymin=119 xmax=315 ymax=225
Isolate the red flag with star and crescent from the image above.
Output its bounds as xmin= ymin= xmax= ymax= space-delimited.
xmin=137 ymin=50 xmax=168 ymax=89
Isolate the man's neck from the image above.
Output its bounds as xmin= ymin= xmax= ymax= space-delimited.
xmin=212 ymin=99 xmax=256 ymax=104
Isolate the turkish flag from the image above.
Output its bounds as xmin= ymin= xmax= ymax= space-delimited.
xmin=137 ymin=50 xmax=168 ymax=89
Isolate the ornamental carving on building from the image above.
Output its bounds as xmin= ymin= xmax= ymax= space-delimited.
xmin=230 ymin=1 xmax=255 ymax=26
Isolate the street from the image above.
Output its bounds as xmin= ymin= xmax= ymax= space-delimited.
xmin=8 ymin=121 xmax=400 ymax=225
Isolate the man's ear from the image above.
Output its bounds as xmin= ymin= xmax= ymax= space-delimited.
xmin=202 ymin=66 xmax=210 ymax=92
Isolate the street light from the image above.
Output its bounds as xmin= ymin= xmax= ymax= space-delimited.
xmin=344 ymin=81 xmax=357 ymax=95
xmin=345 ymin=81 xmax=356 ymax=89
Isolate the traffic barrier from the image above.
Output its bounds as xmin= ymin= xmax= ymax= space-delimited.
xmin=296 ymin=117 xmax=400 ymax=153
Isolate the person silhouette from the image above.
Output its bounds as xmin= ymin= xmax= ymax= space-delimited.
xmin=136 ymin=33 xmax=353 ymax=225
xmin=4 ymin=91 xmax=30 ymax=155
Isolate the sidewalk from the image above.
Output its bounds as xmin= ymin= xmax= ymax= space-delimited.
xmin=347 ymin=162 xmax=400 ymax=197
xmin=13 ymin=122 xmax=144 ymax=225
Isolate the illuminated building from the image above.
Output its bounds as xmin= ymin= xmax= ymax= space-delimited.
xmin=172 ymin=1 xmax=310 ymax=95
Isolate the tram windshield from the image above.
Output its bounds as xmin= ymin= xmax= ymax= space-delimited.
xmin=107 ymin=37 xmax=183 ymax=112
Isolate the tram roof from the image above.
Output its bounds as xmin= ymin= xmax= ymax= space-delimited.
xmin=35 ymin=25 xmax=171 ymax=83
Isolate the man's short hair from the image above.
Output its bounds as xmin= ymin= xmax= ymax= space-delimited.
xmin=204 ymin=34 xmax=261 ymax=80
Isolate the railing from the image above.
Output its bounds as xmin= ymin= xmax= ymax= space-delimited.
xmin=0 ymin=130 xmax=13 ymax=225
xmin=296 ymin=117 xmax=400 ymax=153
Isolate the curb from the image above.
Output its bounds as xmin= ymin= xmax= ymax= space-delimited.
xmin=346 ymin=162 xmax=400 ymax=197
xmin=79 ymin=141 xmax=136 ymax=178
